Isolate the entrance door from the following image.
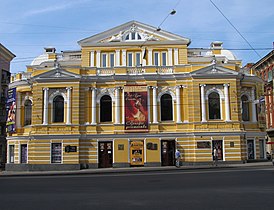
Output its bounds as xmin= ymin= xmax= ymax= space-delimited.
xmin=161 ymin=140 xmax=175 ymax=166
xmin=98 ymin=142 xmax=113 ymax=168
xmin=247 ymin=140 xmax=255 ymax=160
xmin=212 ymin=140 xmax=223 ymax=160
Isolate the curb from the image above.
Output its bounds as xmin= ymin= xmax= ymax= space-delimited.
xmin=0 ymin=162 xmax=272 ymax=177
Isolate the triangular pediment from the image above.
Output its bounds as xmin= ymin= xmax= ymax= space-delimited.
xmin=191 ymin=65 xmax=239 ymax=77
xmin=78 ymin=20 xmax=190 ymax=46
xmin=33 ymin=67 xmax=80 ymax=81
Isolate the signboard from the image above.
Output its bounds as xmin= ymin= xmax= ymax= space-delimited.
xmin=65 ymin=145 xmax=77 ymax=153
xmin=197 ymin=141 xmax=211 ymax=148
xmin=124 ymin=85 xmax=148 ymax=132
xmin=6 ymin=88 xmax=16 ymax=133
xmin=130 ymin=141 xmax=144 ymax=166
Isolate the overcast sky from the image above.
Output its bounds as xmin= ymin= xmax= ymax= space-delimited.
xmin=1 ymin=0 xmax=273 ymax=73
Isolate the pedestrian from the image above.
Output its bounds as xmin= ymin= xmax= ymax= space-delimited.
xmin=212 ymin=147 xmax=218 ymax=166
xmin=175 ymin=149 xmax=181 ymax=168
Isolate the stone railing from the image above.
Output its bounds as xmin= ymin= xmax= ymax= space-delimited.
xmin=156 ymin=67 xmax=174 ymax=74
xmin=126 ymin=67 xmax=146 ymax=75
xmin=97 ymin=68 xmax=115 ymax=76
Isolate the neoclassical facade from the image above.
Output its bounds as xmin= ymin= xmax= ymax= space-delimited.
xmin=6 ymin=21 xmax=266 ymax=171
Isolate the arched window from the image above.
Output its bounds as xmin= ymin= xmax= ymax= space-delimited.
xmin=100 ymin=95 xmax=112 ymax=122
xmin=53 ymin=95 xmax=64 ymax=123
xmin=24 ymin=99 xmax=32 ymax=126
xmin=208 ymin=92 xmax=221 ymax=120
xmin=160 ymin=94 xmax=173 ymax=121
xmin=241 ymin=95 xmax=250 ymax=121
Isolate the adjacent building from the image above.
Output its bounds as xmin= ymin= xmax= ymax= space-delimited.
xmin=0 ymin=43 xmax=15 ymax=167
xmin=253 ymin=50 xmax=274 ymax=152
xmin=6 ymin=21 xmax=266 ymax=171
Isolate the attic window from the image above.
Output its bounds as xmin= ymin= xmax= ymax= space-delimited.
xmin=125 ymin=32 xmax=142 ymax=41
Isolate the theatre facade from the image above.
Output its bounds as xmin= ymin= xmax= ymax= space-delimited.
xmin=6 ymin=21 xmax=266 ymax=171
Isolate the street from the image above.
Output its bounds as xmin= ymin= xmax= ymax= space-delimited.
xmin=0 ymin=166 xmax=274 ymax=210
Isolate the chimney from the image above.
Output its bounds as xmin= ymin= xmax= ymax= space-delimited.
xmin=211 ymin=41 xmax=223 ymax=55
xmin=44 ymin=47 xmax=56 ymax=60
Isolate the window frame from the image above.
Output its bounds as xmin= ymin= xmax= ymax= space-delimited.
xmin=100 ymin=95 xmax=112 ymax=123
xmin=154 ymin=52 xmax=160 ymax=66
xmin=162 ymin=52 xmax=167 ymax=66
xmin=127 ymin=52 xmax=134 ymax=67
xmin=208 ymin=92 xmax=221 ymax=120
xmin=241 ymin=95 xmax=250 ymax=121
xmin=24 ymin=99 xmax=32 ymax=126
xmin=53 ymin=95 xmax=64 ymax=123
xmin=51 ymin=143 xmax=62 ymax=164
xmin=160 ymin=93 xmax=173 ymax=121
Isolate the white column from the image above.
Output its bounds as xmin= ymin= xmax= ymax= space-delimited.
xmin=90 ymin=50 xmax=95 ymax=67
xmin=91 ymin=88 xmax=97 ymax=125
xmin=16 ymin=92 xmax=21 ymax=128
xmin=115 ymin=49 xmax=120 ymax=67
xmin=148 ymin=49 xmax=153 ymax=66
xmin=152 ymin=86 xmax=158 ymax=123
xmin=168 ymin=48 xmax=173 ymax=66
xmin=96 ymin=50 xmax=101 ymax=68
xmin=66 ymin=87 xmax=72 ymax=124
xmin=115 ymin=87 xmax=121 ymax=124
xmin=251 ymin=87 xmax=257 ymax=122
xmin=174 ymin=48 xmax=179 ymax=65
xmin=122 ymin=49 xmax=127 ymax=66
xmin=43 ymin=88 xmax=49 ymax=125
xmin=122 ymin=87 xmax=125 ymax=124
xmin=142 ymin=48 xmax=147 ymax=66
xmin=176 ymin=86 xmax=182 ymax=123
xmin=147 ymin=86 xmax=151 ymax=123
xmin=200 ymin=84 xmax=206 ymax=122
xmin=224 ymin=84 xmax=231 ymax=121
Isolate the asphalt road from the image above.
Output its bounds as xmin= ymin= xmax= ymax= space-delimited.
xmin=0 ymin=166 xmax=274 ymax=210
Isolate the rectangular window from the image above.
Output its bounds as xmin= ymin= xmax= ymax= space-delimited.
xmin=128 ymin=53 xmax=133 ymax=67
xmin=51 ymin=143 xmax=62 ymax=163
xmin=20 ymin=144 xmax=27 ymax=163
xmin=102 ymin=54 xmax=107 ymax=67
xmin=162 ymin=52 xmax=167 ymax=66
xmin=154 ymin=52 xmax=159 ymax=66
xmin=136 ymin=53 xmax=141 ymax=67
xmin=110 ymin=53 xmax=115 ymax=67
xmin=9 ymin=145 xmax=14 ymax=163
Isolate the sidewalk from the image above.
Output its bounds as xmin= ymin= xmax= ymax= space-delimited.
xmin=0 ymin=161 xmax=272 ymax=177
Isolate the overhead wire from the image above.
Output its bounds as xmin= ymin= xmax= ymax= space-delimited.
xmin=209 ymin=0 xmax=262 ymax=58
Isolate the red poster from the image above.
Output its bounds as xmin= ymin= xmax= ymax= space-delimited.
xmin=124 ymin=85 xmax=148 ymax=132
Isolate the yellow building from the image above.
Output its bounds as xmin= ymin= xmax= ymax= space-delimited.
xmin=6 ymin=21 xmax=266 ymax=171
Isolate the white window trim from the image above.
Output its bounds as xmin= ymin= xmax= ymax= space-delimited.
xmin=110 ymin=53 xmax=115 ymax=67
xmin=127 ymin=52 xmax=134 ymax=67
xmin=135 ymin=52 xmax=141 ymax=67
xmin=206 ymin=88 xmax=224 ymax=120
xmin=154 ymin=51 xmax=160 ymax=66
xmin=101 ymin=53 xmax=108 ymax=68
xmin=161 ymin=52 xmax=167 ymax=66
xmin=50 ymin=142 xmax=63 ymax=164
xmin=158 ymin=91 xmax=176 ymax=122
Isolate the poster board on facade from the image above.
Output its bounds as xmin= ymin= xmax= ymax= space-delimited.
xmin=124 ymin=85 xmax=148 ymax=132
xmin=130 ymin=141 xmax=144 ymax=166
xmin=6 ymin=88 xmax=16 ymax=133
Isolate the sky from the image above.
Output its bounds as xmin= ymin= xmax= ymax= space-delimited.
xmin=0 ymin=0 xmax=273 ymax=74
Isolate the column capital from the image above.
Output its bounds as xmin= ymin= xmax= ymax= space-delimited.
xmin=152 ymin=86 xmax=158 ymax=90
xmin=200 ymin=84 xmax=206 ymax=87
xmin=66 ymin=87 xmax=72 ymax=90
xmin=96 ymin=50 xmax=101 ymax=53
xmin=223 ymin=84 xmax=230 ymax=87
xmin=43 ymin=87 xmax=49 ymax=91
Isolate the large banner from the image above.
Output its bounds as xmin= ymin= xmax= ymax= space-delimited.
xmin=124 ymin=85 xmax=148 ymax=132
xmin=6 ymin=88 xmax=16 ymax=133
